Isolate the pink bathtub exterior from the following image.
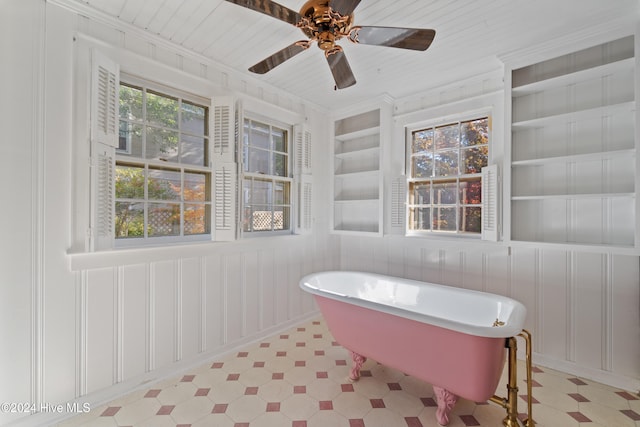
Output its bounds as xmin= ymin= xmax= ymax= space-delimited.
xmin=315 ymin=295 xmax=506 ymax=402
xmin=299 ymin=271 xmax=527 ymax=405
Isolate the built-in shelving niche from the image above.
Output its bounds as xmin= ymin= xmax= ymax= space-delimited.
xmin=509 ymin=35 xmax=637 ymax=251
xmin=331 ymin=108 xmax=384 ymax=235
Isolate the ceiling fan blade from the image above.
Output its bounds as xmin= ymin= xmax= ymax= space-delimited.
xmin=248 ymin=41 xmax=311 ymax=74
xmin=350 ymin=26 xmax=436 ymax=51
xmin=330 ymin=0 xmax=361 ymax=16
xmin=326 ymin=50 xmax=356 ymax=89
xmin=224 ymin=0 xmax=302 ymax=26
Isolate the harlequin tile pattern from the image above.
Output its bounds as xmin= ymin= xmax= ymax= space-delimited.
xmin=59 ymin=319 xmax=640 ymax=427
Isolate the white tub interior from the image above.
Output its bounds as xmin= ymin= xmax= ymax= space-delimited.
xmin=300 ymin=271 xmax=527 ymax=338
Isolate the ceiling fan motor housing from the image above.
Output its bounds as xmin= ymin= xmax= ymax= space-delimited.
xmin=298 ymin=0 xmax=353 ymax=52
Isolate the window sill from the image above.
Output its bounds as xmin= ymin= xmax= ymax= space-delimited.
xmin=67 ymin=233 xmax=308 ymax=271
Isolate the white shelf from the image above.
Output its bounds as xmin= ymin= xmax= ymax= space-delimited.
xmin=335 ymin=126 xmax=381 ymax=141
xmin=331 ymin=107 xmax=385 ymax=236
xmin=335 ymin=146 xmax=380 ymax=159
xmin=512 ymin=101 xmax=635 ymax=129
xmin=507 ymin=35 xmax=637 ymax=253
xmin=512 ymin=57 xmax=635 ymax=96
xmin=334 ymin=170 xmax=379 ymax=179
xmin=511 ymin=148 xmax=636 ymax=166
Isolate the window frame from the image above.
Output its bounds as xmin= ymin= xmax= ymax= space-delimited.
xmin=240 ymin=114 xmax=294 ymax=237
xmin=114 ymin=75 xmax=213 ymax=247
xmin=405 ymin=113 xmax=491 ymax=238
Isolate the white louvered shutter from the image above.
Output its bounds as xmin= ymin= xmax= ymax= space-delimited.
xmin=212 ymin=97 xmax=237 ymax=241
xmin=294 ymin=124 xmax=313 ymax=234
xmin=90 ymin=50 xmax=119 ymax=251
xmin=390 ymin=176 xmax=407 ymax=234
xmin=295 ymin=174 xmax=313 ymax=234
xmin=481 ymin=164 xmax=499 ymax=241
xmin=294 ymin=124 xmax=312 ymax=175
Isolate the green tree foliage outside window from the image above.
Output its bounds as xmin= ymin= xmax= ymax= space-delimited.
xmin=408 ymin=117 xmax=489 ymax=234
xmin=115 ymin=82 xmax=210 ymax=241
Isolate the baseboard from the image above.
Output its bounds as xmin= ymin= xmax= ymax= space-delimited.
xmin=6 ymin=311 xmax=321 ymax=427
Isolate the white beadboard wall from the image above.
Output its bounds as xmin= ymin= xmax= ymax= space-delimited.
xmin=77 ymin=239 xmax=329 ymax=397
xmin=338 ymin=236 xmax=640 ymax=391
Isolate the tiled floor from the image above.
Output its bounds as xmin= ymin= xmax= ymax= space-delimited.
xmin=59 ymin=318 xmax=640 ymax=427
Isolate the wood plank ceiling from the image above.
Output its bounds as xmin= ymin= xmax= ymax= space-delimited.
xmin=66 ymin=0 xmax=638 ymax=110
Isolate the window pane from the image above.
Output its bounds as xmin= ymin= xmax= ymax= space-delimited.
xmin=249 ymin=121 xmax=270 ymax=149
xmin=148 ymin=168 xmax=181 ymax=201
xmin=242 ymin=206 xmax=252 ymax=232
xmin=181 ymin=134 xmax=207 ymax=166
xmin=411 ymin=154 xmax=432 ymax=178
xmin=460 ymin=207 xmax=482 ymax=233
xmin=119 ymin=121 xmax=143 ymax=157
xmin=184 ymin=171 xmax=208 ymax=202
xmin=251 ymin=205 xmax=272 ymax=231
xmin=434 ymin=150 xmax=458 ymax=176
xmin=115 ymin=202 xmax=144 ymax=238
xmin=274 ymin=181 xmax=290 ymax=204
xmin=247 ymin=148 xmax=270 ymax=174
xmin=148 ymin=203 xmax=180 ymax=236
xmin=435 ymin=123 xmax=459 ymax=150
xmin=409 ymin=182 xmax=431 ymax=205
xmin=181 ymin=101 xmax=206 ymax=136
xmin=184 ymin=203 xmax=210 ymax=235
xmin=251 ymin=179 xmax=272 ymax=204
xmin=273 ymin=153 xmax=287 ymax=177
xmin=274 ymin=206 xmax=290 ymax=230
xmin=146 ymin=91 xmax=178 ymax=129
xmin=146 ymin=126 xmax=179 ymax=162
xmin=433 ymin=181 xmax=457 ymax=204
xmin=412 ymin=129 xmax=433 ymax=153
xmin=461 ymin=118 xmax=488 ymax=147
xmin=461 ymin=146 xmax=488 ymax=174
xmin=115 ymin=165 xmax=145 ymax=199
xmin=409 ymin=207 xmax=430 ymax=230
xmin=119 ymin=85 xmax=142 ymax=121
xmin=460 ymin=178 xmax=482 ymax=205
xmin=273 ymin=127 xmax=286 ymax=152
xmin=433 ymin=207 xmax=457 ymax=231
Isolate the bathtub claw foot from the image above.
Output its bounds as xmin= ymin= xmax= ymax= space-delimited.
xmin=348 ymin=351 xmax=367 ymax=381
xmin=434 ymin=385 xmax=458 ymax=426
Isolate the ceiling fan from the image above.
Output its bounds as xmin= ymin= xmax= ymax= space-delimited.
xmin=224 ymin=0 xmax=436 ymax=89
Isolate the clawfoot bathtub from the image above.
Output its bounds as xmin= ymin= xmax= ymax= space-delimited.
xmin=300 ymin=271 xmax=535 ymax=427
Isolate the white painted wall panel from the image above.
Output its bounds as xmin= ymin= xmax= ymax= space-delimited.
xmin=153 ymin=260 xmax=177 ymax=368
xmin=574 ymin=252 xmax=604 ymax=370
xmin=0 ymin=2 xmax=42 ymax=423
xmin=258 ymin=250 xmax=276 ymax=330
xmin=243 ymin=252 xmax=260 ymax=338
xmin=509 ymin=248 xmax=539 ymax=336
xmin=86 ymin=268 xmax=116 ymax=393
xmin=181 ymin=257 xmax=202 ymax=360
xmin=540 ymin=250 xmax=569 ymax=360
xmin=204 ymin=254 xmax=224 ymax=352
xmin=121 ymin=264 xmax=147 ymax=380
xmin=610 ymin=254 xmax=640 ymax=377
xmin=224 ymin=254 xmax=244 ymax=343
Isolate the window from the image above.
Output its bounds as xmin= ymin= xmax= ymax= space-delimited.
xmin=407 ymin=117 xmax=489 ymax=235
xmin=241 ymin=118 xmax=291 ymax=234
xmin=115 ymin=80 xmax=212 ymax=243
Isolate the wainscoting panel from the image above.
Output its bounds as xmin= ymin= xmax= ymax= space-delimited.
xmin=121 ymin=263 xmax=147 ymax=382
xmin=339 ymin=236 xmax=640 ymax=391
xmin=153 ymin=260 xmax=178 ymax=370
xmin=85 ymin=267 xmax=116 ymax=394
xmin=77 ymin=236 xmax=332 ymax=411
